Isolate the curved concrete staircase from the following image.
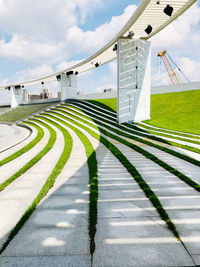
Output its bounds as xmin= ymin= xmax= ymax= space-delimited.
xmin=0 ymin=99 xmax=200 ymax=266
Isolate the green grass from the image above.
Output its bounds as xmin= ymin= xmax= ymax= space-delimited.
xmin=145 ymin=90 xmax=200 ymax=135
xmin=136 ymin=122 xmax=200 ymax=140
xmin=0 ymin=102 xmax=59 ymax=123
xmin=45 ymin=111 xmax=181 ymax=240
xmin=40 ymin=113 xmax=98 ymax=255
xmin=0 ymin=120 xmax=56 ymax=192
xmin=50 ymin=106 xmax=200 ymax=192
xmin=63 ymin=102 xmax=200 ymax=162
xmin=0 ymin=122 xmax=44 ymax=166
xmin=86 ymin=90 xmax=200 ymax=135
xmin=0 ymin=117 xmax=73 ymax=254
xmin=87 ymin=98 xmax=117 ymax=112
xmin=133 ymin=123 xmax=200 ymax=145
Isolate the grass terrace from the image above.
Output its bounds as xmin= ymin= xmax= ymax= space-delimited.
xmin=0 ymin=102 xmax=60 ymax=123
xmin=89 ymin=90 xmax=200 ymax=135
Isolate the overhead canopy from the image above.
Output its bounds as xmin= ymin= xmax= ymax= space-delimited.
xmin=0 ymin=0 xmax=196 ymax=90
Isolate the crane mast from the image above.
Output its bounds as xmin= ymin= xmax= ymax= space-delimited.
xmin=157 ymin=50 xmax=179 ymax=85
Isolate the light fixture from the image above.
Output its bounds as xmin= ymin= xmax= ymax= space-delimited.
xmin=56 ymin=74 xmax=61 ymax=81
xmin=164 ymin=5 xmax=173 ymax=16
xmin=113 ymin=44 xmax=117 ymax=51
xmin=95 ymin=62 xmax=99 ymax=68
xmin=145 ymin=25 xmax=152 ymax=35
xmin=66 ymin=71 xmax=73 ymax=76
xmin=127 ymin=31 xmax=134 ymax=39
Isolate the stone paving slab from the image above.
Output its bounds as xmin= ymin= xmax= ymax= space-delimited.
xmin=114 ymin=142 xmax=200 ymax=264
xmin=2 ymin=226 xmax=89 ymax=257
xmin=143 ymin=146 xmax=200 ymax=184
xmin=0 ymin=123 xmax=50 ymax=184
xmin=1 ymin=124 xmax=91 ymax=264
xmin=93 ymin=144 xmax=194 ymax=266
xmin=69 ymin=102 xmax=200 ymax=163
xmin=0 ymin=124 xmax=37 ymax=161
xmin=93 ymin=218 xmax=194 ymax=267
xmin=140 ymin=122 xmax=200 ymax=138
xmin=54 ymin=107 xmax=199 ymax=265
xmin=0 ymin=122 xmax=64 ymax=250
xmin=0 ymin=124 xmax=30 ymax=152
xmin=0 ymin=255 xmax=91 ymax=267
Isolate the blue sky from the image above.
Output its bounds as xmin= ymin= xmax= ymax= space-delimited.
xmin=0 ymin=0 xmax=200 ymax=103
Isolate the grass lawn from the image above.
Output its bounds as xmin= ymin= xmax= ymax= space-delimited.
xmin=91 ymin=90 xmax=200 ymax=135
xmin=88 ymin=98 xmax=117 ymax=112
xmin=145 ymin=90 xmax=200 ymax=135
xmin=0 ymin=102 xmax=59 ymax=123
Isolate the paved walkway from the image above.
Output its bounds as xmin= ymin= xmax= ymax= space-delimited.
xmin=0 ymin=124 xmax=38 ymax=161
xmin=0 ymin=102 xmax=200 ymax=266
xmin=67 ymin=102 xmax=200 ymax=150
xmin=0 ymin=121 xmax=64 ymax=251
xmin=64 ymin=104 xmax=200 ymax=180
xmin=140 ymin=122 xmax=200 ymax=138
xmin=0 ymin=120 xmax=92 ymax=267
xmin=62 ymin=102 xmax=200 ymax=265
xmin=93 ymin=144 xmax=194 ymax=266
xmin=0 ymin=123 xmax=50 ymax=184
xmin=0 ymin=124 xmax=30 ymax=152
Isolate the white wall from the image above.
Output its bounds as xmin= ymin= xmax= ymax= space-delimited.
xmin=77 ymin=81 xmax=200 ymax=100
xmin=151 ymin=81 xmax=200 ymax=94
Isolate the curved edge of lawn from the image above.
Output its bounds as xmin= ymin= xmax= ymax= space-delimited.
xmin=53 ymin=105 xmax=200 ymax=170
xmin=68 ymin=101 xmax=200 ymax=155
xmin=0 ymin=120 xmax=56 ymax=192
xmin=0 ymin=116 xmax=73 ymax=254
xmin=85 ymin=99 xmax=117 ymax=115
xmin=0 ymin=121 xmax=44 ymax=166
xmin=0 ymin=123 xmax=33 ymax=154
xmin=65 ymin=101 xmax=200 ymax=164
xmin=131 ymin=123 xmax=200 ymax=145
xmin=49 ymin=109 xmax=200 ymax=193
xmin=45 ymin=112 xmax=182 ymax=243
xmin=40 ymin=113 xmax=98 ymax=256
xmin=136 ymin=123 xmax=200 ymax=139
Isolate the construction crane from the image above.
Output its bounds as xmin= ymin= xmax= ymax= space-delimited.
xmin=157 ymin=50 xmax=190 ymax=85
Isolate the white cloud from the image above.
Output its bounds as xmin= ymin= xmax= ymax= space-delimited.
xmin=13 ymin=64 xmax=53 ymax=83
xmin=65 ymin=5 xmax=137 ymax=55
xmin=0 ymin=0 xmax=102 ymax=40
xmin=178 ymin=57 xmax=200 ymax=82
xmin=0 ymin=0 xmax=103 ymax=64
xmin=0 ymin=35 xmax=62 ymax=64
xmin=56 ymin=60 xmax=83 ymax=72
xmin=151 ymin=3 xmax=200 ymax=48
xmin=109 ymin=61 xmax=117 ymax=76
xmin=0 ymin=78 xmax=9 ymax=86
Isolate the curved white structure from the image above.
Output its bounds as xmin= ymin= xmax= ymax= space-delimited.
xmin=0 ymin=0 xmax=196 ymax=90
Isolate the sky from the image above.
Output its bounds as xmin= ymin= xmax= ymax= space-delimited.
xmin=0 ymin=0 xmax=200 ymax=103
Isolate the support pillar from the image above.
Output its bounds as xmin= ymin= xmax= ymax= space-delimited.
xmin=57 ymin=73 xmax=77 ymax=102
xmin=10 ymin=85 xmax=23 ymax=108
xmin=117 ymin=38 xmax=151 ymax=123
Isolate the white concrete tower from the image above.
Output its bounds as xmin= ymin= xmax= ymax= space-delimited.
xmin=117 ymin=38 xmax=151 ymax=123
xmin=10 ymin=85 xmax=23 ymax=108
xmin=57 ymin=72 xmax=77 ymax=102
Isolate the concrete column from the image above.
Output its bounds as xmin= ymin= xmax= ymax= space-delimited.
xmin=57 ymin=73 xmax=77 ymax=102
xmin=117 ymin=38 xmax=151 ymax=123
xmin=10 ymin=85 xmax=23 ymax=108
